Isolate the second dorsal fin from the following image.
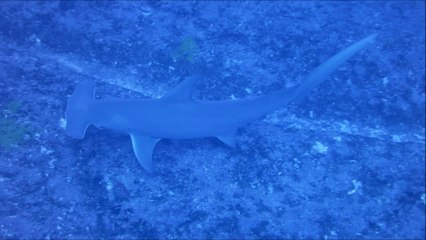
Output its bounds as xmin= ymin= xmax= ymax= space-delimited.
xmin=161 ymin=76 xmax=197 ymax=102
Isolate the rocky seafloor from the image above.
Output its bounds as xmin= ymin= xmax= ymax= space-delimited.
xmin=0 ymin=1 xmax=424 ymax=239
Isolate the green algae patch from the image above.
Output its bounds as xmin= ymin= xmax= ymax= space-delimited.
xmin=0 ymin=117 xmax=27 ymax=148
xmin=171 ymin=36 xmax=199 ymax=63
xmin=5 ymin=100 xmax=21 ymax=113
xmin=0 ymin=101 xmax=28 ymax=148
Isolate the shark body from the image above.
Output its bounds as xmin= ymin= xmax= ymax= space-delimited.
xmin=66 ymin=34 xmax=376 ymax=172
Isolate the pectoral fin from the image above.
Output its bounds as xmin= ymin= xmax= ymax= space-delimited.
xmin=217 ymin=135 xmax=236 ymax=148
xmin=130 ymin=134 xmax=160 ymax=173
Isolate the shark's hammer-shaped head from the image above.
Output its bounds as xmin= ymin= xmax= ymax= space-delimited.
xmin=65 ymin=80 xmax=95 ymax=139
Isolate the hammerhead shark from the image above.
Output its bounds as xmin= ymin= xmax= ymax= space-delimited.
xmin=65 ymin=34 xmax=376 ymax=172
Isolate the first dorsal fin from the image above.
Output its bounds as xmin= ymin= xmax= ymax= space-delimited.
xmin=161 ymin=76 xmax=197 ymax=102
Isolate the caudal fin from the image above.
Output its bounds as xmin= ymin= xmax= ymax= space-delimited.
xmin=291 ymin=34 xmax=377 ymax=103
xmin=65 ymin=80 xmax=95 ymax=139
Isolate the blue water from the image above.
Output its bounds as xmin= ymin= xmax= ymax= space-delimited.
xmin=0 ymin=1 xmax=424 ymax=239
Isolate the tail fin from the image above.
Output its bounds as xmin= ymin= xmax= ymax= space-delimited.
xmin=65 ymin=80 xmax=95 ymax=139
xmin=291 ymin=34 xmax=377 ymax=103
